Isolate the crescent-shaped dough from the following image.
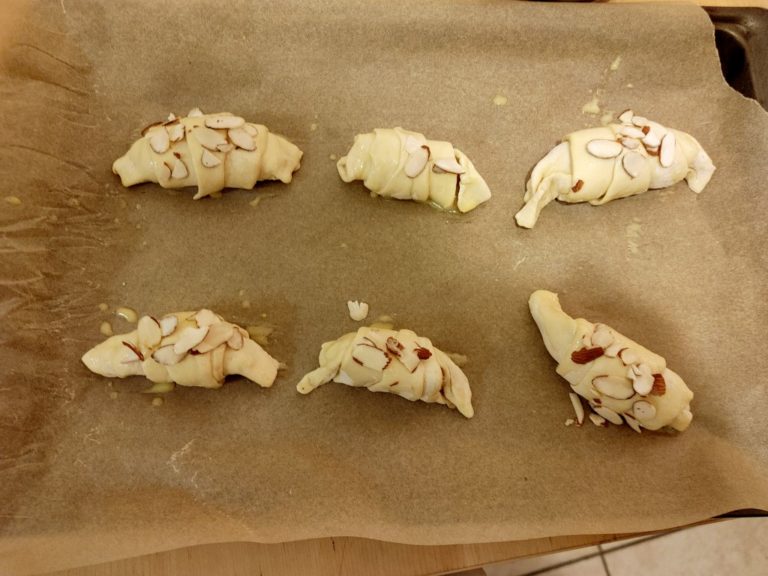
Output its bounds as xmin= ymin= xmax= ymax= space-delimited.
xmin=337 ymin=127 xmax=491 ymax=213
xmin=515 ymin=110 xmax=715 ymax=228
xmin=529 ymin=290 xmax=693 ymax=432
xmin=82 ymin=309 xmax=280 ymax=389
xmin=297 ymin=326 xmax=474 ymax=418
xmin=113 ymin=109 xmax=302 ymax=200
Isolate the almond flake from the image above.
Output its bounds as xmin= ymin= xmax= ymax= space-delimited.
xmin=404 ymin=145 xmax=430 ymax=178
xmin=193 ymin=126 xmax=228 ymax=151
xmin=137 ymin=315 xmax=162 ymax=349
xmin=628 ymin=362 xmax=654 ymax=395
xmin=167 ymin=113 xmax=177 ymax=122
xmin=216 ymin=143 xmax=235 ymax=153
xmin=565 ymin=418 xmax=575 ymax=427
xmin=592 ymin=375 xmax=635 ymax=400
xmin=158 ymin=161 xmax=172 ymax=181
xmin=171 ymin=156 xmax=188 ymax=179
xmin=619 ymin=348 xmax=639 ymax=365
xmin=415 ymin=346 xmax=432 ymax=360
xmin=604 ymin=343 xmax=624 ymax=358
xmin=404 ymin=135 xmax=424 ymax=154
xmin=167 ymin=123 xmax=185 ymax=142
xmin=205 ymin=115 xmax=245 ymax=129
xmin=569 ymin=392 xmax=585 ymax=425
xmin=194 ymin=322 xmax=235 ymax=354
xmin=386 ymin=337 xmax=403 ymax=355
xmin=398 ymin=346 xmax=421 ymax=372
xmin=618 ymin=109 xmax=634 ymax=124
xmin=227 ymin=328 xmax=244 ymax=350
xmin=121 ymin=340 xmax=144 ymax=362
xmin=622 ymin=151 xmax=646 ymax=178
xmin=651 ymin=373 xmax=667 ymax=396
xmin=589 ymin=413 xmax=607 ymax=427
xmin=433 ymin=157 xmax=466 ymax=175
xmin=633 ymin=400 xmax=656 ymax=421
xmin=187 ymin=107 xmax=204 ymax=117
xmin=619 ymin=126 xmax=645 ymax=139
xmin=243 ymin=124 xmax=258 ymax=137
xmin=591 ymin=325 xmax=615 ymax=348
xmin=148 ymin=128 xmax=170 ymax=154
xmin=352 ymin=344 xmax=390 ymax=371
xmin=173 ymin=326 xmax=210 ymax=355
xmin=201 ymin=149 xmax=221 ymax=168
xmin=623 ymin=413 xmax=643 ymax=433
xmin=347 ymin=300 xmax=369 ymax=322
xmin=593 ymin=405 xmax=623 ymax=425
xmin=642 ymin=131 xmax=661 ymax=149
xmin=571 ymin=347 xmax=604 ymax=364
xmin=571 ymin=179 xmax=584 ymax=193
xmin=632 ymin=115 xmax=648 ymax=127
xmin=159 ymin=315 xmax=178 ymax=337
xmin=194 ymin=309 xmax=221 ymax=327
xmin=152 ymin=344 xmax=186 ymax=366
xmin=586 ymin=139 xmax=623 ymax=159
xmin=335 ymin=370 xmax=355 ymax=385
xmin=141 ymin=121 xmax=164 ymax=136
xmin=659 ymin=132 xmax=676 ymax=168
xmin=620 ymin=137 xmax=641 ymax=150
xmin=228 ymin=127 xmax=256 ymax=151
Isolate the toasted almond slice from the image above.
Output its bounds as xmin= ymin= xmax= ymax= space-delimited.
xmin=347 ymin=300 xmax=369 ymax=322
xmin=642 ymin=131 xmax=661 ymax=149
xmin=593 ymin=375 xmax=635 ymax=400
xmin=404 ymin=135 xmax=424 ymax=154
xmin=352 ymin=344 xmax=390 ymax=371
xmin=659 ymin=132 xmax=676 ymax=168
xmin=604 ymin=343 xmax=624 ymax=358
xmin=201 ymin=149 xmax=221 ymax=168
xmin=171 ymin=156 xmax=188 ymax=179
xmin=571 ymin=179 xmax=584 ymax=193
xmin=571 ymin=347 xmax=604 ymax=364
xmin=397 ymin=346 xmax=421 ymax=372
xmin=651 ymin=373 xmax=667 ymax=396
xmin=629 ymin=363 xmax=654 ymax=395
xmin=619 ymin=348 xmax=639 ymax=365
xmin=591 ymin=326 xmax=615 ymax=348
xmin=159 ymin=315 xmax=178 ymax=337
xmin=620 ymin=137 xmax=641 ymax=150
xmin=138 ymin=316 xmax=162 ymax=349
xmin=217 ymin=143 xmax=235 ymax=153
xmin=632 ymin=115 xmax=648 ymax=127
xmin=586 ymin=139 xmax=623 ymax=159
xmin=622 ymin=151 xmax=646 ymax=178
xmin=121 ymin=340 xmax=144 ymax=362
xmin=386 ymin=336 xmax=404 ymax=356
xmin=149 ymin=128 xmax=170 ymax=154
xmin=152 ymin=344 xmax=186 ymax=366
xmin=158 ymin=161 xmax=172 ymax=181
xmin=618 ymin=109 xmax=634 ymax=124
xmin=589 ymin=413 xmax=607 ymax=427
xmin=243 ymin=124 xmax=258 ymax=137
xmin=193 ymin=126 xmax=228 ymax=150
xmin=619 ymin=126 xmax=645 ymax=139
xmin=167 ymin=112 xmax=177 ymax=122
xmin=167 ymin=123 xmax=185 ymax=142
xmin=433 ymin=157 xmax=466 ymax=175
xmin=194 ymin=322 xmax=235 ymax=354
xmin=404 ymin=145 xmax=430 ymax=178
xmin=188 ymin=107 xmax=204 ymax=117
xmin=141 ymin=121 xmax=164 ymax=136
xmin=593 ymin=405 xmax=624 ymax=425
xmin=173 ymin=326 xmax=209 ymax=355
xmin=227 ymin=327 xmax=244 ymax=350
xmin=194 ymin=309 xmax=221 ymax=327
xmin=633 ymin=400 xmax=656 ymax=421
xmin=569 ymin=392 xmax=585 ymax=425
xmin=334 ymin=370 xmax=355 ymax=385
xmin=623 ymin=412 xmax=642 ymax=433
xmin=205 ymin=115 xmax=245 ymax=129
xmin=228 ymin=127 xmax=256 ymax=151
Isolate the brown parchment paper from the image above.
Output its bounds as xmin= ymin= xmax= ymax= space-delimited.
xmin=1 ymin=0 xmax=767 ymax=573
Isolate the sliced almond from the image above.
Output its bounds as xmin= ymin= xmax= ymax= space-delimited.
xmin=651 ymin=373 xmax=667 ymax=396
xmin=173 ymin=326 xmax=210 ymax=355
xmin=633 ymin=400 xmax=656 ymax=421
xmin=194 ymin=322 xmax=235 ymax=354
xmin=201 ymin=149 xmax=221 ymax=168
xmin=167 ymin=123 xmax=185 ymax=142
xmin=623 ymin=412 xmax=642 ymax=433
xmin=352 ymin=344 xmax=390 ymax=371
xmin=158 ymin=161 xmax=172 ymax=181
xmin=591 ymin=325 xmax=614 ymax=348
xmin=152 ymin=344 xmax=186 ymax=366
xmin=619 ymin=126 xmax=645 ymax=139
xmin=148 ymin=128 xmax=170 ymax=154
xmin=227 ymin=327 xmax=244 ymax=350
xmin=159 ymin=315 xmax=178 ymax=337
xmin=193 ymin=126 xmax=228 ymax=151
xmin=194 ymin=309 xmax=221 ymax=327
xmin=386 ymin=336 xmax=403 ymax=356
xmin=622 ymin=151 xmax=646 ymax=178
xmin=642 ymin=131 xmax=661 ymax=149
xmin=404 ymin=145 xmax=430 ymax=178
xmin=571 ymin=347 xmax=604 ymax=364
xmin=121 ymin=340 xmax=144 ymax=362
xmin=137 ymin=316 xmax=162 ymax=349
xmin=632 ymin=115 xmax=648 ymax=127
xmin=628 ymin=362 xmax=654 ymax=396
xmin=593 ymin=375 xmax=635 ymax=400
xmin=432 ymin=157 xmax=466 ymax=175
xmin=167 ymin=112 xmax=177 ymax=122
xmin=593 ymin=405 xmax=623 ymax=425
xmin=604 ymin=343 xmax=624 ymax=358
xmin=589 ymin=413 xmax=607 ymax=427
xmin=228 ymin=127 xmax=256 ymax=151
xmin=216 ymin=143 xmax=235 ymax=153
xmin=205 ymin=115 xmax=245 ymax=129
xmin=404 ymin=135 xmax=424 ymax=154
xmin=659 ymin=132 xmax=676 ymax=168
xmin=346 ymin=300 xmax=369 ymax=322
xmin=569 ymin=392 xmax=585 ymax=425
xmin=620 ymin=137 xmax=641 ymax=150
xmin=141 ymin=121 xmax=164 ymax=136
xmin=565 ymin=418 xmax=575 ymax=427
xmin=618 ymin=109 xmax=634 ymax=124
xmin=171 ymin=156 xmax=188 ymax=179
xmin=243 ymin=124 xmax=258 ymax=137
xmin=334 ymin=370 xmax=355 ymax=385
xmin=571 ymin=179 xmax=584 ymax=193
xmin=586 ymin=139 xmax=623 ymax=159
xmin=398 ymin=346 xmax=421 ymax=372
xmin=187 ymin=107 xmax=204 ymax=117
xmin=619 ymin=348 xmax=639 ymax=365
xmin=414 ymin=345 xmax=432 ymax=360
xmin=211 ymin=346 xmax=225 ymax=383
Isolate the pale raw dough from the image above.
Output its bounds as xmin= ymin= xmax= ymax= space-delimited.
xmin=529 ymin=290 xmax=693 ymax=432
xmin=337 ymin=127 xmax=491 ymax=213
xmin=82 ymin=309 xmax=280 ymax=389
xmin=113 ymin=110 xmax=302 ymax=200
xmin=297 ymin=326 xmax=474 ymax=418
xmin=515 ymin=111 xmax=715 ymax=228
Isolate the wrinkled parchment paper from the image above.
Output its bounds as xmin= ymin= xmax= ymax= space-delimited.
xmin=1 ymin=0 xmax=767 ymax=573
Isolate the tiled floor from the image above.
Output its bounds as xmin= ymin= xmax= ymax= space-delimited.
xmin=482 ymin=518 xmax=768 ymax=576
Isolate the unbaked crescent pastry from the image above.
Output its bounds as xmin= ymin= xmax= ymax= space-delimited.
xmin=82 ymin=309 xmax=280 ymax=389
xmin=297 ymin=326 xmax=474 ymax=418
xmin=529 ymin=290 xmax=693 ymax=432
xmin=515 ymin=110 xmax=715 ymax=228
xmin=113 ymin=109 xmax=302 ymax=200
xmin=337 ymin=127 xmax=491 ymax=213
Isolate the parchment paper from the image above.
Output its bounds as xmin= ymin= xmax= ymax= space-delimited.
xmin=1 ymin=0 xmax=767 ymax=573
